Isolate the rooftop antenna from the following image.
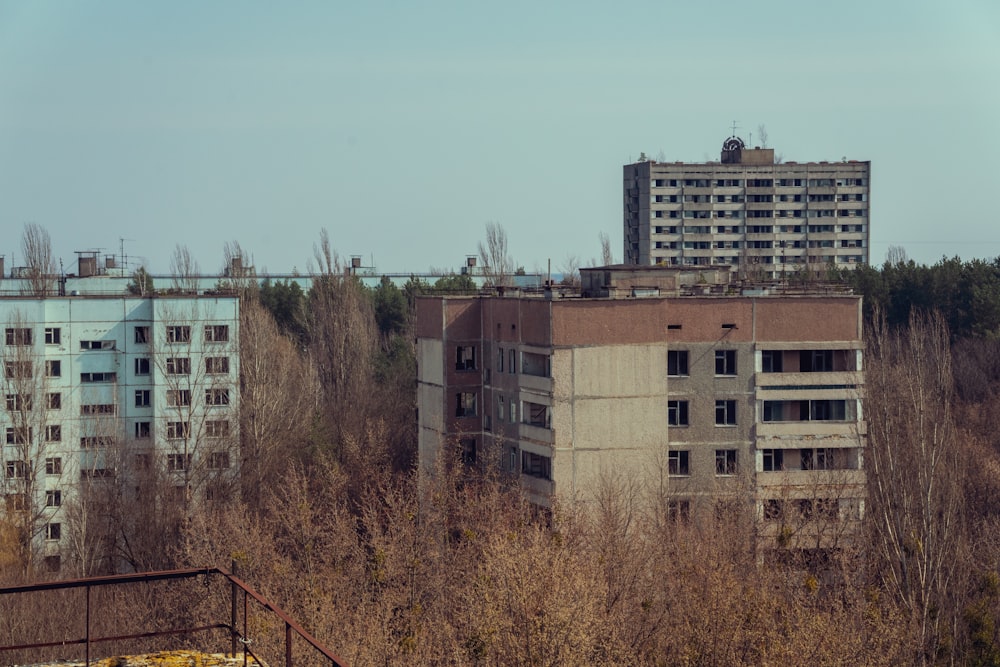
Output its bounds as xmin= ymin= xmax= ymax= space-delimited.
xmin=730 ymin=120 xmax=739 ymax=138
xmin=119 ymin=237 xmax=135 ymax=271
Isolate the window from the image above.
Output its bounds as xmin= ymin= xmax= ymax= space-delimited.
xmin=454 ymin=345 xmax=476 ymax=371
xmin=80 ymin=340 xmax=116 ymax=350
xmin=208 ymin=451 xmax=231 ymax=469
xmin=715 ymin=399 xmax=737 ymax=426
xmin=509 ymin=401 xmax=516 ymax=423
xmin=667 ymin=499 xmax=690 ymax=522
xmin=166 ymin=358 xmax=191 ymax=375
xmin=134 ymin=421 xmax=151 ymax=439
xmin=800 ymin=349 xmax=834 ymax=372
xmin=46 ymin=490 xmax=61 ymax=507
xmin=715 ymin=350 xmax=737 ymax=376
xmin=5 ymin=427 xmax=30 ymax=444
xmin=497 ymin=395 xmax=504 ymax=421
xmin=81 ymin=404 xmax=116 ymax=415
xmin=45 ymin=522 xmax=61 ymax=541
xmin=206 ymin=357 xmax=230 ymax=374
xmin=44 ymin=327 xmax=61 ymax=345
xmin=761 ymin=350 xmax=783 ymax=373
xmin=134 ymin=357 xmax=151 ymax=375
xmin=763 ymin=449 xmax=784 ymax=471
xmin=801 ymin=448 xmax=833 ymax=471
xmin=764 ymin=499 xmax=784 ymax=520
xmin=521 ymin=452 xmax=551 ymax=479
xmin=134 ymin=390 xmax=151 ymax=407
xmin=455 ymin=392 xmax=477 ymax=418
xmin=206 ymin=420 xmax=230 ymax=438
xmin=166 ymin=326 xmax=191 ymax=343
xmin=134 ymin=326 xmax=150 ymax=344
xmin=45 ymin=425 xmax=61 ymax=442
xmin=45 ymin=457 xmax=62 ymax=475
xmin=80 ymin=372 xmax=116 ymax=383
xmin=668 ymin=350 xmax=689 ymax=376
xmin=204 ymin=325 xmax=229 ymax=342
xmin=668 ymin=451 xmax=690 ymax=476
xmin=668 ymin=400 xmax=689 ymax=426
xmin=44 ymin=360 xmax=60 ymax=377
xmin=80 ymin=436 xmax=113 ymax=448
xmin=459 ymin=438 xmax=477 ymax=466
xmin=508 ymin=349 xmax=517 ymax=374
xmin=523 ymin=402 xmax=550 ymax=429
xmin=167 ymin=390 xmax=192 ymax=407
xmin=5 ymin=361 xmax=33 ymax=379
xmin=6 ymin=460 xmax=29 ymax=478
xmin=167 ymin=453 xmax=191 ymax=471
xmin=521 ymin=352 xmax=550 ymax=378
xmin=5 ymin=328 xmax=32 ymax=345
xmin=166 ymin=421 xmax=190 ymax=439
xmin=497 ymin=347 xmax=504 ymax=373
xmin=715 ymin=449 xmax=737 ymax=475
xmin=47 ymin=392 xmax=61 ymax=410
xmin=205 ymin=388 xmax=230 ymax=406
xmin=6 ymin=394 xmax=31 ymax=411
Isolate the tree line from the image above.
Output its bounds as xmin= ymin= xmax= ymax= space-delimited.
xmin=3 ymin=229 xmax=1000 ymax=664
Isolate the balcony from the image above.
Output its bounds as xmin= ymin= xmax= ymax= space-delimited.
xmin=757 ymin=468 xmax=866 ymax=489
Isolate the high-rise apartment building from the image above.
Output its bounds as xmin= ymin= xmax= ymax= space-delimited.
xmin=624 ymin=137 xmax=870 ymax=278
xmin=0 ymin=294 xmax=239 ymax=571
xmin=417 ymin=266 xmax=866 ymax=549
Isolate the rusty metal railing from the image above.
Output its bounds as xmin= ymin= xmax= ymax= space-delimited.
xmin=0 ymin=564 xmax=348 ymax=667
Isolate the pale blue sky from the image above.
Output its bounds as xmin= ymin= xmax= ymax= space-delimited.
xmin=1 ymin=1 xmax=998 ymax=274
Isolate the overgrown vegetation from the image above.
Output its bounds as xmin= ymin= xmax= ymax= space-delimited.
xmin=4 ymin=239 xmax=1000 ymax=665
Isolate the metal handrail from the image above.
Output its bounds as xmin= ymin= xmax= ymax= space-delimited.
xmin=0 ymin=564 xmax=348 ymax=667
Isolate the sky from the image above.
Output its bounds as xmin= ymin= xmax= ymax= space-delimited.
xmin=1 ymin=1 xmax=999 ymax=276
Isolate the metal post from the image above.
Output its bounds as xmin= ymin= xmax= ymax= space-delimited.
xmin=243 ymin=590 xmax=248 ymax=667
xmin=285 ymin=621 xmax=292 ymax=667
xmin=230 ymin=560 xmax=237 ymax=657
xmin=85 ymin=585 xmax=91 ymax=667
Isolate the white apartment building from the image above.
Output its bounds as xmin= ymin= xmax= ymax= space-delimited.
xmin=624 ymin=137 xmax=871 ymax=278
xmin=0 ymin=295 xmax=239 ymax=571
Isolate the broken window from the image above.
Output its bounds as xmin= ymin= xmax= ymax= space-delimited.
xmin=44 ymin=327 xmax=61 ymax=345
xmin=208 ymin=451 xmax=231 ymax=469
xmin=45 ymin=522 xmax=61 ymax=541
xmin=134 ymin=421 xmax=151 ymax=439
xmin=667 ymin=499 xmax=690 ymax=522
xmin=45 ymin=457 xmax=62 ymax=475
xmin=521 ymin=351 xmax=550 ymax=378
xmin=135 ymin=390 xmax=151 ymax=407
xmin=523 ymin=401 xmax=550 ymax=429
xmin=800 ymin=349 xmax=833 ymax=372
xmin=167 ymin=453 xmax=191 ymax=471
xmin=206 ymin=420 xmax=230 ymax=438
xmin=455 ymin=345 xmax=476 ymax=371
xmin=455 ymin=392 xmax=477 ymax=418
xmin=45 ymin=425 xmax=61 ymax=442
xmin=764 ymin=499 xmax=784 ymax=520
xmin=80 ymin=340 xmax=116 ymax=350
xmin=134 ymin=326 xmax=150 ymax=344
xmin=46 ymin=490 xmax=61 ymax=507
xmin=5 ymin=460 xmax=29 ymax=478
xmin=166 ymin=421 xmax=189 ymax=439
xmin=80 ymin=372 xmax=116 ymax=383
xmin=44 ymin=360 xmax=60 ymax=377
xmin=47 ymin=392 xmax=61 ymax=410
xmin=5 ymin=361 xmax=32 ymax=379
xmin=5 ymin=394 xmax=32 ymax=411
xmin=801 ymin=448 xmax=834 ymax=470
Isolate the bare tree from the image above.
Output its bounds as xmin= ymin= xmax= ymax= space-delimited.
xmin=20 ymin=223 xmax=57 ymax=296
xmin=866 ymin=309 xmax=965 ymax=664
xmin=756 ymin=124 xmax=769 ymax=149
xmin=558 ymin=254 xmax=581 ymax=287
xmin=220 ymin=240 xmax=257 ymax=297
xmin=477 ymin=222 xmax=514 ymax=288
xmin=599 ymin=232 xmax=614 ymax=266
xmin=886 ymin=245 xmax=910 ymax=266
xmin=170 ymin=244 xmax=200 ymax=293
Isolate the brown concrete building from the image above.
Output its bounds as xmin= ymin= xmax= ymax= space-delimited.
xmin=624 ymin=137 xmax=871 ymax=278
xmin=417 ymin=266 xmax=866 ymax=548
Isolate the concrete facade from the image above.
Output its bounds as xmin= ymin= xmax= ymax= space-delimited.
xmin=0 ymin=295 xmax=239 ymax=569
xmin=417 ymin=274 xmax=866 ymax=548
xmin=624 ymin=138 xmax=871 ymax=278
